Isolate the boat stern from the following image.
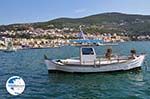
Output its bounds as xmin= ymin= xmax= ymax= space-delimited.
xmin=127 ymin=54 xmax=146 ymax=70
xmin=138 ymin=54 xmax=146 ymax=66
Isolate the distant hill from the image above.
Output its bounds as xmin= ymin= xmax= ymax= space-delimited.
xmin=1 ymin=12 xmax=150 ymax=35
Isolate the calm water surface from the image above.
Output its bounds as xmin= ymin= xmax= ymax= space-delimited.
xmin=0 ymin=41 xmax=150 ymax=99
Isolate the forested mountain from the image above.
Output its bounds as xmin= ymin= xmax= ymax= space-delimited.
xmin=1 ymin=12 xmax=150 ymax=36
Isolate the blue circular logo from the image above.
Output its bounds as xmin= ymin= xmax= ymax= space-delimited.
xmin=6 ymin=76 xmax=25 ymax=96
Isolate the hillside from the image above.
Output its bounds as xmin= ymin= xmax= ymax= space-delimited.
xmin=1 ymin=12 xmax=150 ymax=36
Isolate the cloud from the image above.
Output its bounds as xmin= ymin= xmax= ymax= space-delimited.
xmin=75 ymin=9 xmax=87 ymax=13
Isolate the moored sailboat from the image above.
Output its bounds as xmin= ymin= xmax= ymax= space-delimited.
xmin=3 ymin=38 xmax=17 ymax=52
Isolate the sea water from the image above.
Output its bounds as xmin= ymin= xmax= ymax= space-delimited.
xmin=0 ymin=41 xmax=150 ymax=99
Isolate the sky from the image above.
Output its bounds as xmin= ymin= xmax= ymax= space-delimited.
xmin=1 ymin=0 xmax=150 ymax=25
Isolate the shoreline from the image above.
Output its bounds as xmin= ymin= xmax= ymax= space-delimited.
xmin=0 ymin=40 xmax=149 ymax=51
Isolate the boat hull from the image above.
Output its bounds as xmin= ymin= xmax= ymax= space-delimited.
xmin=45 ymin=55 xmax=145 ymax=73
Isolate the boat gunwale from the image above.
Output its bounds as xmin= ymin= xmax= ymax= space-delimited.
xmin=49 ymin=58 xmax=137 ymax=67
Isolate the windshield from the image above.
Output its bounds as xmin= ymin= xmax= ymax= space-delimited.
xmin=82 ymin=48 xmax=94 ymax=55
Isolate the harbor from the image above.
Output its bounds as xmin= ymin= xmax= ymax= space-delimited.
xmin=0 ymin=28 xmax=129 ymax=50
xmin=0 ymin=27 xmax=148 ymax=98
xmin=1 ymin=0 xmax=150 ymax=98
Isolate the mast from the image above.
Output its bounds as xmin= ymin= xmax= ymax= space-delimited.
xmin=79 ymin=25 xmax=86 ymax=40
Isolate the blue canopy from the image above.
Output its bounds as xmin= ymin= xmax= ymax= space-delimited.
xmin=70 ymin=39 xmax=104 ymax=44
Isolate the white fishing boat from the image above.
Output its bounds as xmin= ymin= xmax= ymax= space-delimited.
xmin=44 ymin=27 xmax=145 ymax=73
xmin=45 ymin=45 xmax=145 ymax=73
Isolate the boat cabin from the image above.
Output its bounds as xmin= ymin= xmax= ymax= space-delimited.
xmin=80 ymin=47 xmax=96 ymax=65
